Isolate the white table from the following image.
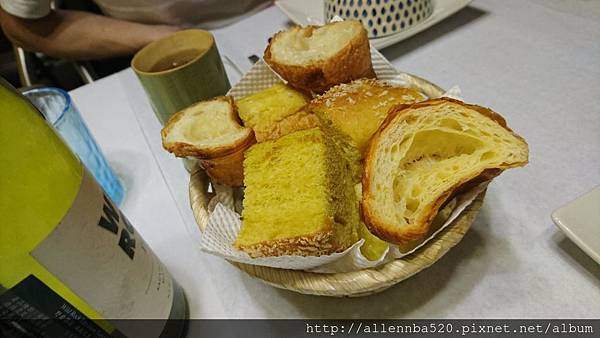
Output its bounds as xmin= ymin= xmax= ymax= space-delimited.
xmin=70 ymin=0 xmax=600 ymax=319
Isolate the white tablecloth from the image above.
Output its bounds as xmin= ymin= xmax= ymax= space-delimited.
xmin=70 ymin=0 xmax=600 ymax=319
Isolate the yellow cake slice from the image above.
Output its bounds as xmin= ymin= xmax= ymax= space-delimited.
xmin=236 ymin=83 xmax=310 ymax=142
xmin=309 ymin=78 xmax=426 ymax=156
xmin=235 ymin=127 xmax=359 ymax=257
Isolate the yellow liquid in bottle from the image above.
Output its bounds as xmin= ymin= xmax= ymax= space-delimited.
xmin=0 ymin=86 xmax=104 ymax=321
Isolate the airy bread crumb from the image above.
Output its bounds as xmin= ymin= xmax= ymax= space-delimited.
xmin=362 ymin=98 xmax=529 ymax=244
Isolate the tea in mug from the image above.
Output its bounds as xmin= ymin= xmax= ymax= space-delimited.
xmin=150 ymin=49 xmax=203 ymax=72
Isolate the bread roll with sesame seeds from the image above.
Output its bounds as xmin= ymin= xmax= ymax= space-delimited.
xmin=309 ymin=78 xmax=426 ymax=156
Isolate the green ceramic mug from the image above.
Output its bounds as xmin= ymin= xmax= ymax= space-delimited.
xmin=132 ymin=29 xmax=231 ymax=125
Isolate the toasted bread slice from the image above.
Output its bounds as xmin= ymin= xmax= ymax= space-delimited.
xmin=235 ymin=127 xmax=359 ymax=257
xmin=161 ymin=96 xmax=254 ymax=158
xmin=310 ymin=78 xmax=426 ymax=156
xmin=264 ymin=20 xmax=375 ymax=94
xmin=161 ymin=96 xmax=255 ymax=186
xmin=236 ymin=84 xmax=310 ymax=142
xmin=362 ymin=98 xmax=529 ymax=244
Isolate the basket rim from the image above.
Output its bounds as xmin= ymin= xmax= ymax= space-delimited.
xmin=188 ymin=169 xmax=484 ymax=297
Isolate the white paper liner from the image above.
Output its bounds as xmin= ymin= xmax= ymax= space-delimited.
xmin=199 ymin=182 xmax=488 ymax=273
xmin=195 ymin=31 xmax=474 ymax=273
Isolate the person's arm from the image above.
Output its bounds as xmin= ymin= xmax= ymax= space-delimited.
xmin=0 ymin=7 xmax=180 ymax=59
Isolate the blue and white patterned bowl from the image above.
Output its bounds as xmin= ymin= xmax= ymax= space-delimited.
xmin=325 ymin=0 xmax=434 ymax=38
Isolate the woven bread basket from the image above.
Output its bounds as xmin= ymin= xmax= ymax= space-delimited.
xmin=188 ymin=73 xmax=485 ymax=297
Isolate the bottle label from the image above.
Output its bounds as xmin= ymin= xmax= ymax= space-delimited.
xmin=30 ymin=170 xmax=174 ymax=329
xmin=0 ymin=275 xmax=111 ymax=337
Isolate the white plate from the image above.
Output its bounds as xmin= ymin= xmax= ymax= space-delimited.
xmin=274 ymin=0 xmax=474 ymax=50
xmin=552 ymin=186 xmax=600 ymax=264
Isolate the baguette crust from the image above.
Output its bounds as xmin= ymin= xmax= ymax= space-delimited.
xmin=264 ymin=22 xmax=375 ymax=94
xmin=199 ymin=136 xmax=257 ymax=187
xmin=161 ymin=96 xmax=255 ymax=159
xmin=361 ymin=98 xmax=529 ymax=244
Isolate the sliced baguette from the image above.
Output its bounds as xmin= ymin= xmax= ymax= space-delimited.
xmin=362 ymin=98 xmax=529 ymax=244
xmin=161 ymin=96 xmax=256 ymax=186
xmin=264 ymin=20 xmax=375 ymax=94
xmin=161 ymin=96 xmax=254 ymax=158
